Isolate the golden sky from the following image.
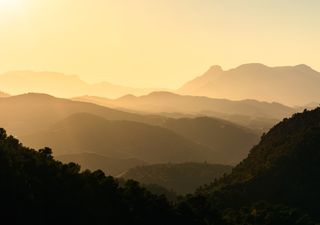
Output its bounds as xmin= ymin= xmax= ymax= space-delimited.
xmin=0 ymin=0 xmax=319 ymax=88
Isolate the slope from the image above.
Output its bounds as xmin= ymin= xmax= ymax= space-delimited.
xmin=0 ymin=128 xmax=183 ymax=225
xmin=162 ymin=117 xmax=259 ymax=164
xmin=198 ymin=108 xmax=320 ymax=219
xmin=21 ymin=113 xmax=213 ymax=163
xmin=122 ymin=162 xmax=232 ymax=194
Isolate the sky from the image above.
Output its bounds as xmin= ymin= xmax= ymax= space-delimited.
xmin=0 ymin=0 xmax=320 ymax=88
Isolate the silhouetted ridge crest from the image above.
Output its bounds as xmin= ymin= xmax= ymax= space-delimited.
xmin=179 ymin=63 xmax=320 ymax=105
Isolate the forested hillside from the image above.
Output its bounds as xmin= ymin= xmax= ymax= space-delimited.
xmin=0 ymin=128 xmax=182 ymax=225
xmin=122 ymin=162 xmax=232 ymax=194
xmin=182 ymin=108 xmax=320 ymax=224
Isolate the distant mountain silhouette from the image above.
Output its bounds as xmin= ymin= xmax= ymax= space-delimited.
xmin=75 ymin=92 xmax=294 ymax=119
xmin=178 ymin=63 xmax=320 ymax=105
xmin=56 ymin=153 xmax=147 ymax=176
xmin=74 ymin=91 xmax=296 ymax=131
xmin=0 ymin=71 xmax=167 ymax=98
xmin=121 ymin=162 xmax=232 ymax=194
xmin=21 ymin=113 xmax=213 ymax=163
xmin=0 ymin=93 xmax=161 ymax=136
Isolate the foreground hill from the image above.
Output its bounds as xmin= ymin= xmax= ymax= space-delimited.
xmin=0 ymin=70 xmax=166 ymax=98
xmin=181 ymin=108 xmax=320 ymax=223
xmin=56 ymin=153 xmax=147 ymax=176
xmin=121 ymin=163 xmax=232 ymax=194
xmin=0 ymin=93 xmax=161 ymax=136
xmin=21 ymin=113 xmax=213 ymax=163
xmin=178 ymin=63 xmax=320 ymax=105
xmin=0 ymin=128 xmax=186 ymax=225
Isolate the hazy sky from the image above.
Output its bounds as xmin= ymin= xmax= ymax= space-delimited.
xmin=0 ymin=0 xmax=319 ymax=88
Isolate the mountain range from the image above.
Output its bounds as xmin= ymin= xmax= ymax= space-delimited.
xmin=74 ymin=92 xmax=297 ymax=131
xmin=74 ymin=91 xmax=295 ymax=119
xmin=2 ymin=63 xmax=320 ymax=106
xmin=0 ymin=93 xmax=260 ymax=165
xmin=0 ymin=93 xmax=161 ymax=136
xmin=178 ymin=63 xmax=320 ymax=106
xmin=0 ymin=71 xmax=167 ymax=98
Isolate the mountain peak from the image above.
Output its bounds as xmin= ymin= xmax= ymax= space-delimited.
xmin=207 ymin=65 xmax=223 ymax=73
xmin=146 ymin=91 xmax=179 ymax=98
xmin=294 ymin=64 xmax=315 ymax=72
xmin=117 ymin=94 xmax=138 ymax=101
xmin=179 ymin=63 xmax=320 ymax=105
xmin=233 ymin=63 xmax=269 ymax=71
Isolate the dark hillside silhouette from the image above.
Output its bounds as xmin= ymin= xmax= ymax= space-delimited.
xmin=0 ymin=128 xmax=183 ymax=225
xmin=180 ymin=108 xmax=320 ymax=223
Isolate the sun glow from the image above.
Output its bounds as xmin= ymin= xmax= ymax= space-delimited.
xmin=0 ymin=0 xmax=23 ymax=11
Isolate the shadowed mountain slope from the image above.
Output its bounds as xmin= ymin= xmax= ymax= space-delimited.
xmin=21 ymin=113 xmax=213 ymax=163
xmin=121 ymin=162 xmax=232 ymax=194
xmin=22 ymin=112 xmax=260 ymax=164
xmin=162 ymin=117 xmax=259 ymax=164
